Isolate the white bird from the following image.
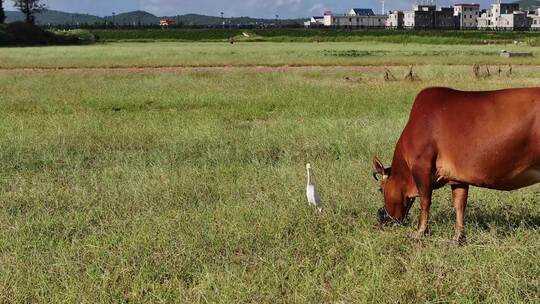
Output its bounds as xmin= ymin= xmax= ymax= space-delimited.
xmin=306 ymin=163 xmax=322 ymax=213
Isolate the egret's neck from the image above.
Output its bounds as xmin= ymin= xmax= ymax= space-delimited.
xmin=307 ymin=168 xmax=313 ymax=185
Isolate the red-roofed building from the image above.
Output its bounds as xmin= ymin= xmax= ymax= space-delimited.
xmin=160 ymin=18 xmax=176 ymax=27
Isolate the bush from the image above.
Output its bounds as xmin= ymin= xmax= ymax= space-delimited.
xmin=91 ymin=29 xmax=242 ymax=42
xmin=0 ymin=22 xmax=96 ymax=46
xmin=54 ymin=29 xmax=96 ymax=44
xmin=0 ymin=24 xmax=14 ymax=45
xmin=527 ymin=37 xmax=540 ymax=47
xmin=0 ymin=21 xmax=59 ymax=45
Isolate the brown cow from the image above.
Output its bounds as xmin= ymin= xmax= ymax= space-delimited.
xmin=373 ymin=87 xmax=540 ymax=243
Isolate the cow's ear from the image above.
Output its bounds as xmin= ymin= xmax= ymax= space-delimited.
xmin=373 ymin=156 xmax=385 ymax=175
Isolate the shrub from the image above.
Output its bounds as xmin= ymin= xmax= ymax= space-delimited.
xmin=527 ymin=37 xmax=540 ymax=47
xmin=0 ymin=22 xmax=96 ymax=46
xmin=1 ymin=21 xmax=58 ymax=45
xmin=0 ymin=24 xmax=14 ymax=45
xmin=54 ymin=29 xmax=96 ymax=44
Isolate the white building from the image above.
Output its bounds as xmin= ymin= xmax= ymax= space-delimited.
xmin=386 ymin=11 xmax=404 ymax=28
xmin=304 ymin=16 xmax=325 ymax=27
xmin=316 ymin=8 xmax=387 ymax=28
xmin=403 ymin=5 xmax=456 ymax=29
xmin=477 ymin=2 xmax=529 ymax=30
xmin=530 ymin=9 xmax=540 ymax=30
xmin=454 ymin=3 xmax=480 ymax=29
xmin=305 ymin=2 xmax=539 ymax=30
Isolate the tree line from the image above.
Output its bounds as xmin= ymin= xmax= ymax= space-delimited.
xmin=1 ymin=0 xmax=46 ymax=24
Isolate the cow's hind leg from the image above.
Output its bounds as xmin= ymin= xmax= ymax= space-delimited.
xmin=451 ymin=184 xmax=468 ymax=245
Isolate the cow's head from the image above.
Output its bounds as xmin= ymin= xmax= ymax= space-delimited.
xmin=373 ymin=156 xmax=413 ymax=225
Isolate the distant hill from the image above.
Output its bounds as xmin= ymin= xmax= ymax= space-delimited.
xmin=4 ymin=9 xmax=303 ymax=26
xmin=167 ymin=14 xmax=304 ymax=26
xmin=110 ymin=11 xmax=159 ymax=26
xmin=100 ymin=12 xmax=304 ymax=26
xmin=515 ymin=0 xmax=540 ymax=10
xmin=6 ymin=10 xmax=102 ymax=25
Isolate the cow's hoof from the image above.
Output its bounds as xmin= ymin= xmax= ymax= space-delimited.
xmin=447 ymin=239 xmax=460 ymax=247
xmin=409 ymin=229 xmax=429 ymax=240
xmin=449 ymin=234 xmax=467 ymax=246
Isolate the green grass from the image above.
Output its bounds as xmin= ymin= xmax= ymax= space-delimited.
xmin=0 ymin=44 xmax=539 ymax=302
xmin=0 ymin=41 xmax=540 ymax=69
xmin=90 ymin=28 xmax=540 ymax=45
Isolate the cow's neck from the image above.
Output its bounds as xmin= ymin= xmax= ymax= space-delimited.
xmin=391 ymin=145 xmax=418 ymax=198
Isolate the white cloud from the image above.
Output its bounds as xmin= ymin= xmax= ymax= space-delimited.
xmin=309 ymin=3 xmax=326 ymax=14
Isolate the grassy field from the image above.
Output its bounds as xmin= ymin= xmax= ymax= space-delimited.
xmin=89 ymin=28 xmax=540 ymax=44
xmin=1 ymin=41 xmax=540 ymax=68
xmin=0 ymin=43 xmax=539 ymax=302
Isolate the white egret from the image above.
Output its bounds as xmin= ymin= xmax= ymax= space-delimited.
xmin=306 ymin=163 xmax=322 ymax=213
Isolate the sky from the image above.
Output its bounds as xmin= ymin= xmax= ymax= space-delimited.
xmin=4 ymin=1 xmax=499 ymax=18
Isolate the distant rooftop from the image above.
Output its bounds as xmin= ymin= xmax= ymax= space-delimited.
xmin=351 ymin=9 xmax=375 ymax=16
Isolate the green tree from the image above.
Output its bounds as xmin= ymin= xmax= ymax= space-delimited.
xmin=0 ymin=0 xmax=6 ymax=24
xmin=12 ymin=0 xmax=46 ymax=24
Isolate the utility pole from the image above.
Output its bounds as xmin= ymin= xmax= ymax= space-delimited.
xmin=112 ymin=12 xmax=116 ymax=27
xmin=381 ymin=0 xmax=385 ymax=15
xmin=221 ymin=12 xmax=224 ymax=28
xmin=275 ymin=14 xmax=279 ymax=28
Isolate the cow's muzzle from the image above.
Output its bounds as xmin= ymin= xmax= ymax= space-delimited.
xmin=377 ymin=207 xmax=402 ymax=225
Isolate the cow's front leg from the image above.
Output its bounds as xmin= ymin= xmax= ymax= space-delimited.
xmin=451 ymin=184 xmax=468 ymax=245
xmin=411 ymin=191 xmax=433 ymax=239
xmin=411 ymin=164 xmax=434 ymax=239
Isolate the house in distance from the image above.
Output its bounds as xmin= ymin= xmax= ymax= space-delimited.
xmin=160 ymin=18 xmax=176 ymax=27
xmin=305 ymin=1 xmax=540 ymax=31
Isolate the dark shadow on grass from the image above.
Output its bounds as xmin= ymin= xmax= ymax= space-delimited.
xmin=432 ymin=202 xmax=540 ymax=237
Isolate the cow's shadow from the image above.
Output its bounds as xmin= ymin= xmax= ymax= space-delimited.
xmin=432 ymin=201 xmax=540 ymax=237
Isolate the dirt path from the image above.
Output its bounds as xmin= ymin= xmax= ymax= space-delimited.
xmin=1 ymin=64 xmax=533 ymax=76
xmin=0 ymin=65 xmax=420 ymax=75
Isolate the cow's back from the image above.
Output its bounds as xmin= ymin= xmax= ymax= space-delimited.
xmin=400 ymin=87 xmax=540 ymax=189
